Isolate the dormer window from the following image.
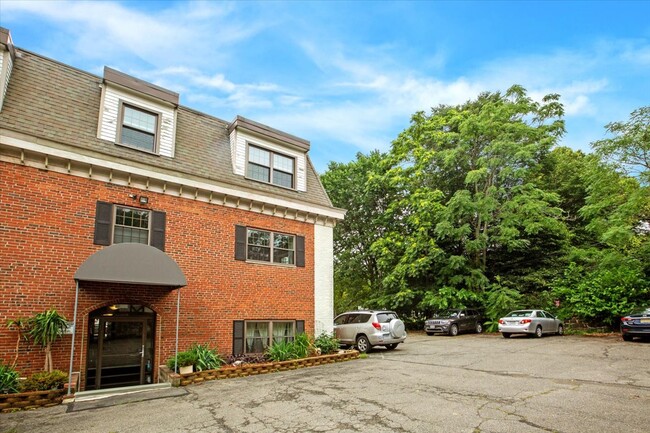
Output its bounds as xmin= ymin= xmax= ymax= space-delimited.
xmin=118 ymin=104 xmax=159 ymax=152
xmin=247 ymin=145 xmax=295 ymax=189
xmin=229 ymin=116 xmax=308 ymax=192
xmin=98 ymin=67 xmax=178 ymax=157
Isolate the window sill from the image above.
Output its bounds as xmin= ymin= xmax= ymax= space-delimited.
xmin=245 ymin=259 xmax=296 ymax=268
xmin=115 ymin=141 xmax=160 ymax=156
xmin=244 ymin=175 xmax=297 ymax=192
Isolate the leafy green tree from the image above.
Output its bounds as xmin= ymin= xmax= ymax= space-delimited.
xmin=374 ymin=85 xmax=567 ymax=316
xmin=552 ymin=108 xmax=650 ymax=327
xmin=321 ymin=151 xmax=397 ymax=313
xmin=591 ymin=106 xmax=649 ymax=184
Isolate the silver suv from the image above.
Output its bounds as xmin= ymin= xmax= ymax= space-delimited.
xmin=334 ymin=310 xmax=407 ymax=353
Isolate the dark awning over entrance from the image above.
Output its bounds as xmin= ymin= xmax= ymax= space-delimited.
xmin=74 ymin=243 xmax=187 ymax=288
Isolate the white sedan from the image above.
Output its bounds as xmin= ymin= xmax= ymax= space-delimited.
xmin=498 ymin=309 xmax=564 ymax=338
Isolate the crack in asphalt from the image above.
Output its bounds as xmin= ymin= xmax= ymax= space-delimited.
xmin=375 ymin=356 xmax=650 ymax=391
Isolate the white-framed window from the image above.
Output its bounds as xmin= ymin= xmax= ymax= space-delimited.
xmin=245 ymin=321 xmax=295 ymax=353
xmin=247 ymin=144 xmax=295 ymax=189
xmin=113 ymin=205 xmax=150 ymax=245
xmin=118 ymin=103 xmax=159 ymax=153
xmin=246 ymin=228 xmax=295 ymax=265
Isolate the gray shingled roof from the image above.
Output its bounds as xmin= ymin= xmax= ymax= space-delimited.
xmin=0 ymin=49 xmax=334 ymax=209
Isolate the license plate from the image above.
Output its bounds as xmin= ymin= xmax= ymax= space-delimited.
xmin=640 ymin=318 xmax=650 ymax=323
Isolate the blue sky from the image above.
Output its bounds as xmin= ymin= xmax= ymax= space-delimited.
xmin=1 ymin=1 xmax=649 ymax=173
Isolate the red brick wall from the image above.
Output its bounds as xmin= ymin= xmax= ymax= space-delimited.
xmin=0 ymin=161 xmax=315 ymax=385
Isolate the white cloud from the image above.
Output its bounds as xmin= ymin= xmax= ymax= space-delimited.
xmin=1 ymin=0 xmax=265 ymax=68
xmin=3 ymin=1 xmax=647 ymax=167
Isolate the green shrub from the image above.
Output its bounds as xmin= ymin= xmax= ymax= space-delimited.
xmin=21 ymin=370 xmax=68 ymax=391
xmin=266 ymin=340 xmax=294 ymax=362
xmin=0 ymin=363 xmax=20 ymax=394
xmin=165 ymin=351 xmax=198 ymax=372
xmin=265 ymin=333 xmax=313 ymax=362
xmin=314 ymin=333 xmax=340 ymax=354
xmin=292 ymin=333 xmax=311 ymax=358
xmin=189 ymin=343 xmax=223 ymax=371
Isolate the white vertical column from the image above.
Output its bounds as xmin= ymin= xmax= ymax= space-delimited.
xmin=314 ymin=224 xmax=334 ymax=335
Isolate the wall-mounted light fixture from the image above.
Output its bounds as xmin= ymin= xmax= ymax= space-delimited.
xmin=139 ymin=196 xmax=149 ymax=205
xmin=128 ymin=193 xmax=137 ymax=200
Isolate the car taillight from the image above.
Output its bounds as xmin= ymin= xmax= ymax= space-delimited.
xmin=498 ymin=319 xmax=504 ymax=324
xmin=520 ymin=319 xmax=532 ymax=324
xmin=372 ymin=322 xmax=381 ymax=330
xmin=621 ymin=317 xmax=631 ymax=323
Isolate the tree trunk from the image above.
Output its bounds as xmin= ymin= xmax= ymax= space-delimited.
xmin=45 ymin=343 xmax=52 ymax=372
xmin=12 ymin=335 xmax=20 ymax=368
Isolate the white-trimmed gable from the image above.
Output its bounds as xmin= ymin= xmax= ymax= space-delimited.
xmin=97 ymin=67 xmax=178 ymax=158
xmin=0 ymin=28 xmax=15 ymax=112
xmin=228 ymin=116 xmax=309 ymax=193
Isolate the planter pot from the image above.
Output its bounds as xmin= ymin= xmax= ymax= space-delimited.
xmin=179 ymin=365 xmax=194 ymax=375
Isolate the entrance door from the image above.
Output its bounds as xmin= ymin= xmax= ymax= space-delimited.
xmin=86 ymin=305 xmax=155 ymax=390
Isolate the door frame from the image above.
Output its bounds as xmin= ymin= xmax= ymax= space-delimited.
xmin=86 ymin=306 xmax=156 ymax=391
xmin=95 ymin=317 xmax=147 ymax=390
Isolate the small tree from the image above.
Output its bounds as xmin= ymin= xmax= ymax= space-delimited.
xmin=28 ymin=310 xmax=68 ymax=372
xmin=6 ymin=317 xmax=29 ymax=368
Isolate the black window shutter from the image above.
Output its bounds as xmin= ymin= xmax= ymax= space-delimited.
xmin=233 ymin=320 xmax=245 ymax=355
xmin=93 ymin=201 xmax=113 ymax=246
xmin=295 ymin=235 xmax=305 ymax=267
xmin=151 ymin=211 xmax=166 ymax=251
xmin=296 ymin=320 xmax=305 ymax=335
xmin=235 ymin=225 xmax=247 ymax=261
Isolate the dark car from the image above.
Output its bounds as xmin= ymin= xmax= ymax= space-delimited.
xmin=424 ymin=308 xmax=483 ymax=336
xmin=621 ymin=307 xmax=650 ymax=341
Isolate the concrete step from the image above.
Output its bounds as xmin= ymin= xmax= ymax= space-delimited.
xmin=74 ymin=382 xmax=171 ymax=402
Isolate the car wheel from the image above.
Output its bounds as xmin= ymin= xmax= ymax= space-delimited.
xmin=355 ymin=335 xmax=371 ymax=353
xmin=534 ymin=326 xmax=543 ymax=338
xmin=622 ymin=334 xmax=633 ymax=342
xmin=475 ymin=323 xmax=483 ymax=334
xmin=449 ymin=324 xmax=459 ymax=337
xmin=385 ymin=343 xmax=398 ymax=350
xmin=556 ymin=324 xmax=564 ymax=336
xmin=502 ymin=333 xmax=511 ymax=339
xmin=426 ymin=332 xmax=435 ymax=336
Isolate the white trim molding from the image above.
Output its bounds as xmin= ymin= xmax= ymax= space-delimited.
xmin=0 ymin=131 xmax=346 ymax=226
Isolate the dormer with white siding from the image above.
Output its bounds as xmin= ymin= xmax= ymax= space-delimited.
xmin=0 ymin=28 xmax=16 ymax=112
xmin=228 ymin=116 xmax=309 ymax=192
xmin=97 ymin=67 xmax=179 ymax=157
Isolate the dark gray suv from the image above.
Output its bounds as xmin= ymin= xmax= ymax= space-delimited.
xmin=424 ymin=309 xmax=484 ymax=336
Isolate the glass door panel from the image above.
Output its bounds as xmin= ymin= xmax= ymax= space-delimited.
xmin=98 ymin=319 xmax=144 ymax=389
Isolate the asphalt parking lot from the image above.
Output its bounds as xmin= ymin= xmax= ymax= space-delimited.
xmin=2 ymin=333 xmax=649 ymax=433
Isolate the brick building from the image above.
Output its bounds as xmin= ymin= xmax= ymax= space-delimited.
xmin=0 ymin=28 xmax=345 ymax=391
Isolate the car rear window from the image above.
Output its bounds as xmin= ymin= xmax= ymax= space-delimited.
xmin=376 ymin=312 xmax=397 ymax=323
xmin=507 ymin=311 xmax=533 ymax=317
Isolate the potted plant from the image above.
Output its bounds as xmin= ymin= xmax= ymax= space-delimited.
xmin=166 ymin=351 xmax=198 ymax=374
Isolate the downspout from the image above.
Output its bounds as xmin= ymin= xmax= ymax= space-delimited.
xmin=175 ymin=287 xmax=180 ymax=373
xmin=67 ymin=280 xmax=80 ymax=396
